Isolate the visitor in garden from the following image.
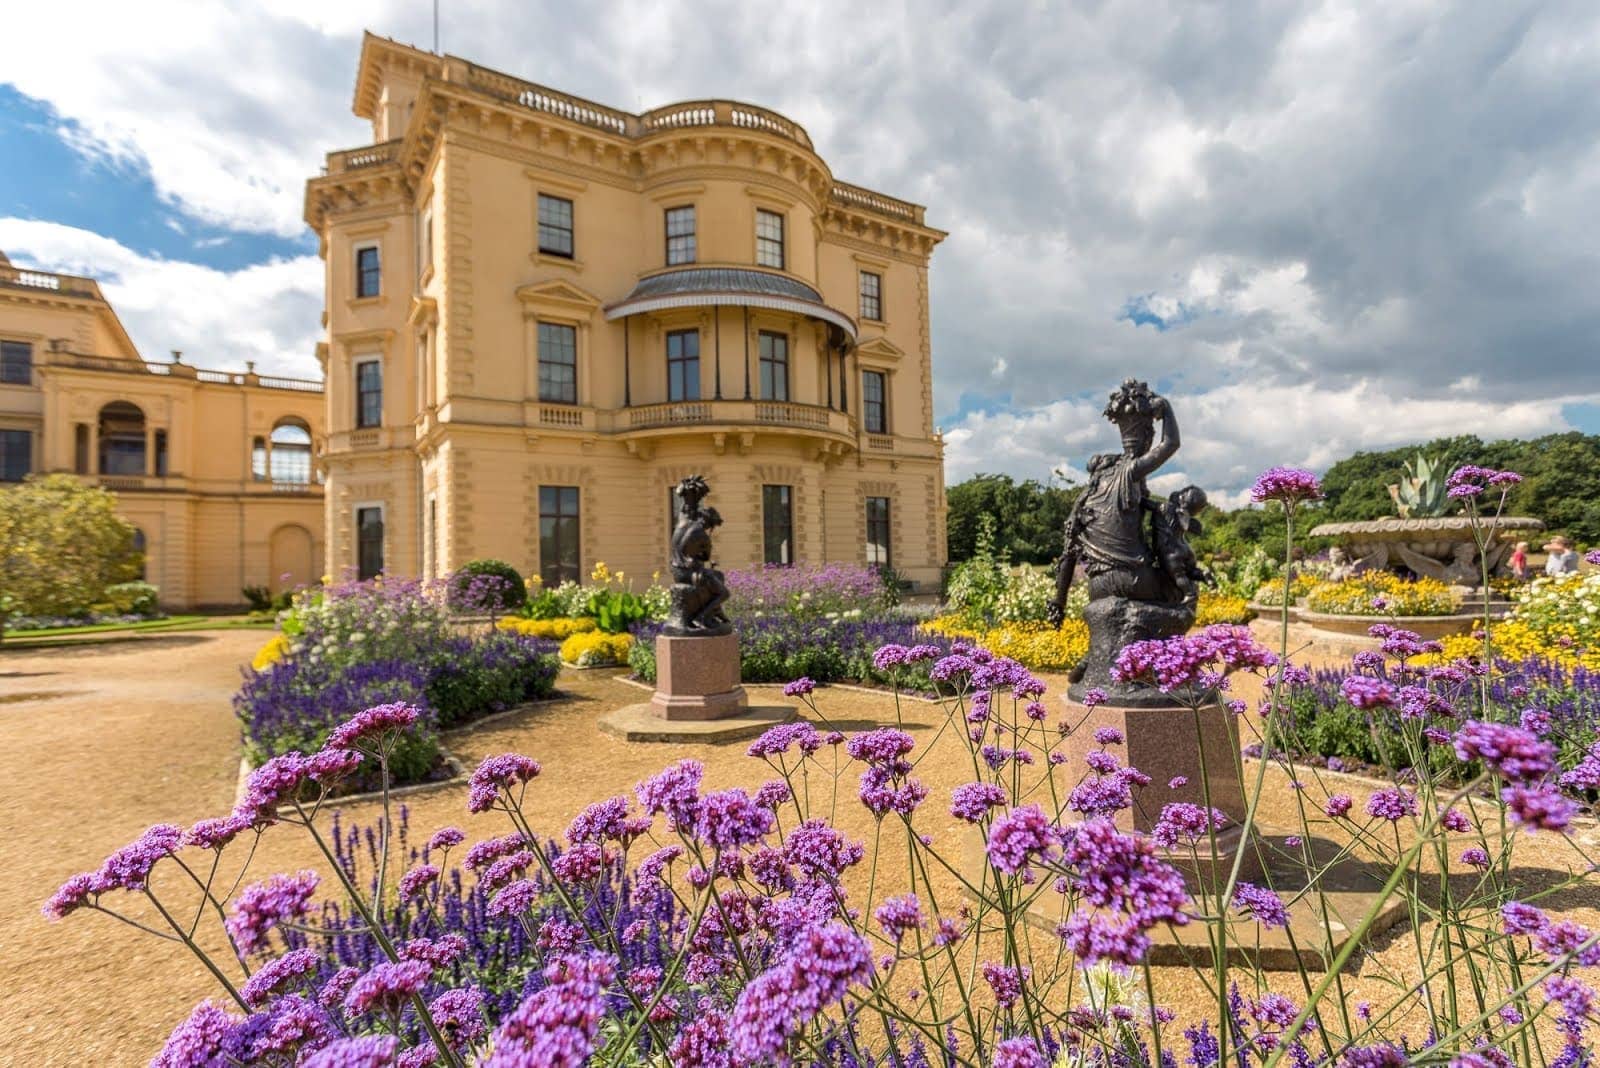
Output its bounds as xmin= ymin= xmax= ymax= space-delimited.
xmin=1544 ymin=535 xmax=1579 ymax=575
xmin=1509 ymin=539 xmax=1530 ymax=580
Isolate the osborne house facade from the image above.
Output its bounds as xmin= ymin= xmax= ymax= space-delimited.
xmin=0 ymin=252 xmax=324 ymax=608
xmin=305 ymin=35 xmax=949 ymax=591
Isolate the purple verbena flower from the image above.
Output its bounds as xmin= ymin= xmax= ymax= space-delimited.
xmin=1250 ymin=466 xmax=1323 ymax=506
xmin=467 ymin=753 xmax=541 ymax=813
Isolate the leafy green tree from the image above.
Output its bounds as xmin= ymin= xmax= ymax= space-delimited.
xmin=946 ymin=473 xmax=1078 ymax=564
xmin=0 ymin=475 xmax=143 ymax=632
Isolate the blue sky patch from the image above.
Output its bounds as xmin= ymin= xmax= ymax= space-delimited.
xmin=0 ymin=86 xmax=310 ymax=270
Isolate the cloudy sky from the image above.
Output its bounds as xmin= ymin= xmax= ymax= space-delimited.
xmin=3 ymin=1 xmax=1598 ymax=504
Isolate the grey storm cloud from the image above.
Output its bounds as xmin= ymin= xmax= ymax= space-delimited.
xmin=5 ymin=0 xmax=1599 ymax=495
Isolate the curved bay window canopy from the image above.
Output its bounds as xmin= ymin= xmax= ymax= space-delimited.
xmin=604 ymin=268 xmax=857 ymax=341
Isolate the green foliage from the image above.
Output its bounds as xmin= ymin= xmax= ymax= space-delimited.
xmin=627 ymin=634 xmax=657 ymax=681
xmin=448 ymin=559 xmax=528 ymax=613
xmin=945 ymin=473 xmax=1077 ymax=564
xmin=944 ymin=515 xmax=1010 ymax=624
xmin=1320 ymin=432 xmax=1600 ymax=541
xmin=100 ymin=581 xmax=161 ymax=617
xmin=242 ymin=585 xmax=293 ymax=613
xmin=585 ymin=588 xmax=650 ymax=634
xmin=0 ymin=474 xmax=143 ymax=621
xmin=1203 ymin=546 xmax=1279 ymax=601
xmin=426 ymin=631 xmax=560 ymax=728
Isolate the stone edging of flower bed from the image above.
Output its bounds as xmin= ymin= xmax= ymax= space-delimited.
xmin=232 ymin=751 xmax=467 ymax=810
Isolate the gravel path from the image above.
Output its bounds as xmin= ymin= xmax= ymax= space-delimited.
xmin=4 ymin=628 xmax=1597 ymax=1064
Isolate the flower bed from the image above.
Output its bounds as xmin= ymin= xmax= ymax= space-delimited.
xmin=53 ymin=603 xmax=1600 ymax=1067
xmin=629 ymin=616 xmax=954 ymax=691
xmin=921 ymin=615 xmax=1088 ymax=671
xmin=726 ymin=561 xmax=897 ymax=620
xmin=496 ymin=616 xmax=598 ymax=640
xmin=1193 ymin=590 xmax=1254 ymax=625
xmin=235 ymin=577 xmax=560 ymax=789
xmin=1303 ymin=572 xmax=1456 ymax=616
xmin=560 ymin=629 xmax=633 ymax=667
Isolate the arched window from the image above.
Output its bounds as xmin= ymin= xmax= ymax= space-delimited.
xmin=269 ymin=421 xmax=312 ymax=484
xmin=98 ymin=401 xmax=146 ymax=476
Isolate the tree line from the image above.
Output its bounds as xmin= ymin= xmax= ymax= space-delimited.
xmin=945 ymin=432 xmax=1600 ymax=563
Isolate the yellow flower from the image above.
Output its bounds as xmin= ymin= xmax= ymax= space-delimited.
xmin=918 ymin=615 xmax=1088 ymax=671
xmin=497 ymin=616 xmax=597 ymax=639
xmin=560 ymin=629 xmax=633 ymax=666
xmin=251 ymin=634 xmax=290 ymax=671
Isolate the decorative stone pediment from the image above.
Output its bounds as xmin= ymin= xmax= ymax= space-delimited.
xmin=516 ymin=280 xmax=602 ymax=318
xmin=854 ymin=336 xmax=905 ymax=363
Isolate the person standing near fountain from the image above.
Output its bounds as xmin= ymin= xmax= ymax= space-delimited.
xmin=1545 ymin=536 xmax=1579 ymax=575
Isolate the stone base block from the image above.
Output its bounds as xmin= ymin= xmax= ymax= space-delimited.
xmin=1058 ymin=696 xmax=1246 ymax=833
xmin=599 ymin=703 xmax=796 ymax=744
xmin=652 ymin=631 xmax=747 ymax=721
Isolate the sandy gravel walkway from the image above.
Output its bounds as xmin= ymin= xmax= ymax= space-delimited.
xmin=3 ymin=627 xmax=1598 ymax=1064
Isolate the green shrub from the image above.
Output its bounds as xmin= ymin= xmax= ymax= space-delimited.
xmin=448 ymin=559 xmax=528 ymax=614
xmin=586 ymin=588 xmax=650 ymax=634
xmin=628 ymin=635 xmax=658 ymax=682
xmin=102 ymin=581 xmax=161 ymax=617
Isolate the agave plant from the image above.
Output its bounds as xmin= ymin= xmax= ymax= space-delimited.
xmin=1389 ymin=450 xmax=1452 ymax=517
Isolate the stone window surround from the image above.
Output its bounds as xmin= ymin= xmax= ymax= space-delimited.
xmin=353 ymin=500 xmax=386 ymax=580
xmin=516 ymin=282 xmax=601 ymax=410
xmin=528 ymin=171 xmax=588 ymax=270
xmin=859 ymin=363 xmax=893 ymax=435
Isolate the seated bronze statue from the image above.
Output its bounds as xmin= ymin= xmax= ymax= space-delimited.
xmin=665 ymin=476 xmax=732 ymax=636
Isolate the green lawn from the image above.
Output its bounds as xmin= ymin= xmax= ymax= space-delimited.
xmin=3 ymin=614 xmax=277 ymax=642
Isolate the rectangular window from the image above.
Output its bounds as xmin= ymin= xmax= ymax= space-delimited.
xmin=355 ymin=245 xmax=381 ymax=299
xmin=538 ymin=321 xmax=579 ymax=404
xmin=762 ymin=485 xmax=793 ymax=564
xmin=74 ymin=423 xmax=89 ymax=474
xmin=538 ymin=194 xmax=574 ymax=258
xmin=539 ymin=486 xmax=581 ymax=586
xmin=1 ymin=340 xmax=32 ymax=385
xmin=0 ymin=429 xmax=30 ymax=481
xmin=356 ymin=507 xmax=384 ymax=581
xmin=862 ymin=370 xmax=887 ymax=434
xmin=866 ymin=496 xmax=892 ymax=567
xmin=355 ymin=360 xmax=383 ymax=428
xmin=665 ymin=205 xmax=696 ymax=265
xmin=859 ymin=271 xmax=882 ymax=321
xmin=755 ymin=208 xmax=785 ymax=269
xmin=666 ymin=329 xmax=700 ymax=402
xmin=758 ymin=331 xmax=789 ymax=401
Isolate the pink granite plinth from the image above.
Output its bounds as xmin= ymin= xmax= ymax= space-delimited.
xmin=1059 ymin=696 xmax=1246 ymax=834
xmin=650 ymin=632 xmax=748 ymax=721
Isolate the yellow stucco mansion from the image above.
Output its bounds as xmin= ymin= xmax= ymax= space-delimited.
xmin=305 ymin=35 xmax=948 ymax=591
xmin=0 ymin=251 xmax=324 ymax=607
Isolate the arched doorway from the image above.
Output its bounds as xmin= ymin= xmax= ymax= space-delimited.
xmin=268 ymin=524 xmax=314 ymax=593
xmin=98 ymin=401 xmax=147 ymax=476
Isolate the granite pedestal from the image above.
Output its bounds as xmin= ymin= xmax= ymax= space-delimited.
xmin=599 ymin=630 xmax=796 ymax=743
xmin=956 ymin=692 xmax=1407 ymax=969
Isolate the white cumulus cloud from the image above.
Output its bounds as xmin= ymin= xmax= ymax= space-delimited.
xmin=0 ymin=219 xmax=323 ymax=379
